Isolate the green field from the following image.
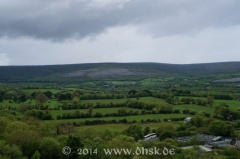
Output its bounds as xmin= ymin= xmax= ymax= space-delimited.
xmin=80 ymin=98 xmax=128 ymax=104
xmin=214 ymin=99 xmax=240 ymax=109
xmin=179 ymin=96 xmax=240 ymax=109
xmin=21 ymin=88 xmax=62 ymax=93
xmin=174 ymin=104 xmax=214 ymax=114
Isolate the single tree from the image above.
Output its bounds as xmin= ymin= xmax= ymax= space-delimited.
xmin=31 ymin=151 xmax=40 ymax=159
xmin=36 ymin=94 xmax=48 ymax=106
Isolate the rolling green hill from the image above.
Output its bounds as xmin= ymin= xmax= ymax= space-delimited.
xmin=1 ymin=62 xmax=240 ymax=83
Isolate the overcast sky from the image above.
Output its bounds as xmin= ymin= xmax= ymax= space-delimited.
xmin=0 ymin=0 xmax=240 ymax=66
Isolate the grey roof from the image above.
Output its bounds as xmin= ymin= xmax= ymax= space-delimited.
xmin=211 ymin=136 xmax=222 ymax=141
xmin=211 ymin=140 xmax=231 ymax=147
xmin=236 ymin=141 xmax=240 ymax=147
xmin=199 ymin=145 xmax=212 ymax=152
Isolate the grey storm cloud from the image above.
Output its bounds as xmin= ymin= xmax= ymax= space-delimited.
xmin=1 ymin=0 xmax=240 ymax=40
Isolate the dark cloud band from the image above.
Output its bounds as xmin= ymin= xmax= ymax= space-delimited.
xmin=0 ymin=0 xmax=240 ymax=41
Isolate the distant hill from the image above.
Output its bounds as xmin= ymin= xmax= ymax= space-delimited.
xmin=1 ymin=62 xmax=240 ymax=83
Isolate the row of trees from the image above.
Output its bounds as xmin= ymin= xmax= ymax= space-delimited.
xmin=57 ymin=109 xmax=140 ymax=119
xmin=56 ymin=107 xmax=182 ymax=120
xmin=60 ymin=100 xmax=125 ymax=110
xmin=165 ymin=96 xmax=215 ymax=106
xmin=1 ymin=88 xmax=236 ymax=105
xmin=71 ymin=118 xmax=161 ymax=126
